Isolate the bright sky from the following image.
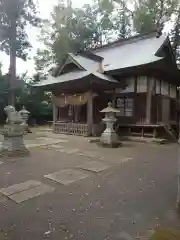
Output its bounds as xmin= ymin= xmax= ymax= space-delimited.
xmin=0 ymin=0 xmax=91 ymax=76
xmin=0 ymin=0 xmax=173 ymax=77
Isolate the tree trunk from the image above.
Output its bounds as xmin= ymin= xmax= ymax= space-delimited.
xmin=8 ymin=10 xmax=17 ymax=106
xmin=8 ymin=50 xmax=16 ymax=106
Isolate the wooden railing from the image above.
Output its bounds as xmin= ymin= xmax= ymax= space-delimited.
xmin=53 ymin=122 xmax=88 ymax=136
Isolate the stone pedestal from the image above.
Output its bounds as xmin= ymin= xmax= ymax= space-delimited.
xmin=99 ymin=102 xmax=121 ymax=148
xmin=100 ymin=118 xmax=119 ymax=145
xmin=0 ymin=105 xmax=30 ymax=157
xmin=19 ymin=106 xmax=30 ymax=134
xmin=1 ymin=124 xmax=29 ymax=156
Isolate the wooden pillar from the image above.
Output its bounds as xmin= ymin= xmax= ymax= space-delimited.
xmin=53 ymin=103 xmax=57 ymax=128
xmin=87 ymin=91 xmax=93 ymax=136
xmin=145 ymin=78 xmax=155 ymax=124
xmin=112 ymin=89 xmax=116 ymax=108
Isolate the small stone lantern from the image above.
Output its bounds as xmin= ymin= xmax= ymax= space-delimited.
xmin=100 ymin=102 xmax=120 ymax=147
xmin=1 ymin=105 xmax=29 ymax=156
xmin=19 ymin=106 xmax=30 ymax=133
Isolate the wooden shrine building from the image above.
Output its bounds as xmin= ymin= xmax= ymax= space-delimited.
xmin=35 ymin=31 xmax=180 ymax=139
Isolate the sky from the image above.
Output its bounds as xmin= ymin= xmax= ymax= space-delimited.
xmin=0 ymin=0 xmax=173 ymax=77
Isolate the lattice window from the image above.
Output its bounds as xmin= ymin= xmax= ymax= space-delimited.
xmin=116 ymin=98 xmax=133 ymax=117
xmin=137 ymin=76 xmax=147 ymax=92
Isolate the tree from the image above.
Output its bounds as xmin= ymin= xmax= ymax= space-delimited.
xmin=14 ymin=74 xmax=52 ymax=124
xmin=0 ymin=0 xmax=40 ymax=105
xmin=113 ymin=0 xmax=132 ymax=39
xmin=34 ymin=0 xmax=132 ymax=71
xmin=132 ymin=0 xmax=180 ymax=62
xmin=49 ymin=1 xmax=103 ymax=64
xmin=171 ymin=7 xmax=180 ymax=62
xmin=34 ymin=1 xmax=101 ymax=71
xmin=133 ymin=0 xmax=178 ymax=34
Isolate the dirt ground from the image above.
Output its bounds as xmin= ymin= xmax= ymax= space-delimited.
xmin=0 ymin=129 xmax=179 ymax=239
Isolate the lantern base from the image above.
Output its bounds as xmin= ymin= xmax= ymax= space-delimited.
xmin=1 ymin=124 xmax=29 ymax=157
xmin=100 ymin=131 xmax=121 ymax=147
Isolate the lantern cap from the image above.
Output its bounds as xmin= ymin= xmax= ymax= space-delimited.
xmin=100 ymin=102 xmax=120 ymax=113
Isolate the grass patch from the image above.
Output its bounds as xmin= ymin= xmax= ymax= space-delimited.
xmin=0 ymin=232 xmax=8 ymax=240
xmin=151 ymin=138 xmax=169 ymax=145
xmin=0 ymin=149 xmax=30 ymax=158
xmin=150 ymin=228 xmax=180 ymax=240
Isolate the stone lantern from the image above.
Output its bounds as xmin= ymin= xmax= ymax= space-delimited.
xmin=19 ymin=106 xmax=30 ymax=133
xmin=100 ymin=102 xmax=120 ymax=147
xmin=1 ymin=105 xmax=29 ymax=156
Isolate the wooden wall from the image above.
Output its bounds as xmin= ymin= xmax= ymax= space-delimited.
xmin=114 ymin=76 xmax=178 ymax=125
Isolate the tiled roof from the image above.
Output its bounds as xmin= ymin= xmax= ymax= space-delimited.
xmin=93 ymin=33 xmax=167 ymax=71
xmin=70 ymin=33 xmax=169 ymax=73
xmin=34 ymin=70 xmax=117 ymax=87
xmin=34 ymin=32 xmax=170 ymax=87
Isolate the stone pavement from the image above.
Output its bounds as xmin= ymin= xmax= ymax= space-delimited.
xmin=0 ymin=130 xmax=179 ymax=239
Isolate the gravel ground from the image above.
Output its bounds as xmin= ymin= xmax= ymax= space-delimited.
xmin=0 ymin=131 xmax=178 ymax=239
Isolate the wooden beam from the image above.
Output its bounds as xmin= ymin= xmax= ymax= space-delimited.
xmin=145 ymin=78 xmax=155 ymax=124
xmin=53 ymin=104 xmax=58 ymax=129
xmin=87 ymin=91 xmax=93 ymax=136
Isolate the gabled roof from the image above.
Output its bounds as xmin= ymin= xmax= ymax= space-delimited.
xmin=34 ymin=31 xmax=176 ymax=87
xmin=57 ymin=32 xmax=170 ymax=74
xmin=68 ymin=53 xmax=101 ymax=72
xmin=55 ymin=53 xmax=86 ymax=76
xmin=34 ymin=51 xmax=118 ymax=87
xmin=92 ymin=32 xmax=168 ymax=72
xmin=34 ymin=70 xmax=117 ymax=87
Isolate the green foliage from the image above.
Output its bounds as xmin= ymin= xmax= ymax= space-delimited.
xmin=0 ymin=0 xmax=41 ymax=105
xmin=34 ymin=0 xmax=132 ymax=71
xmin=0 ymin=0 xmax=40 ymax=60
xmin=0 ymin=66 xmax=52 ymax=123
xmin=171 ymin=7 xmax=180 ymax=62
xmin=133 ymin=0 xmax=180 ymax=62
xmin=114 ymin=1 xmax=132 ymax=39
xmin=34 ymin=0 xmax=180 ymax=71
xmin=15 ymin=76 xmax=52 ymax=120
xmin=133 ymin=0 xmax=178 ymax=34
xmin=150 ymin=228 xmax=180 ymax=240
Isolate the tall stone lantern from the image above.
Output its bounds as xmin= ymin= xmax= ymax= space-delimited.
xmin=19 ymin=106 xmax=30 ymax=133
xmin=100 ymin=102 xmax=120 ymax=147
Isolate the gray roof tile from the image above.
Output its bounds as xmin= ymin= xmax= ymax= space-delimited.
xmin=93 ymin=34 xmax=167 ymax=71
xmin=34 ymin=70 xmax=117 ymax=87
xmin=34 ymin=33 xmax=169 ymax=87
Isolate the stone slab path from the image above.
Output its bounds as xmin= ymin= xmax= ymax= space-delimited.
xmin=0 ymin=180 xmax=54 ymax=204
xmin=0 ymin=180 xmax=42 ymax=196
xmin=77 ymin=160 xmax=111 ymax=173
xmin=45 ymin=169 xmax=90 ymax=185
xmin=9 ymin=184 xmax=54 ymax=204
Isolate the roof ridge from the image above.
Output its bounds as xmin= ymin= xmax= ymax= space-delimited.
xmin=77 ymin=51 xmax=103 ymax=61
xmin=88 ymin=30 xmax=158 ymax=52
